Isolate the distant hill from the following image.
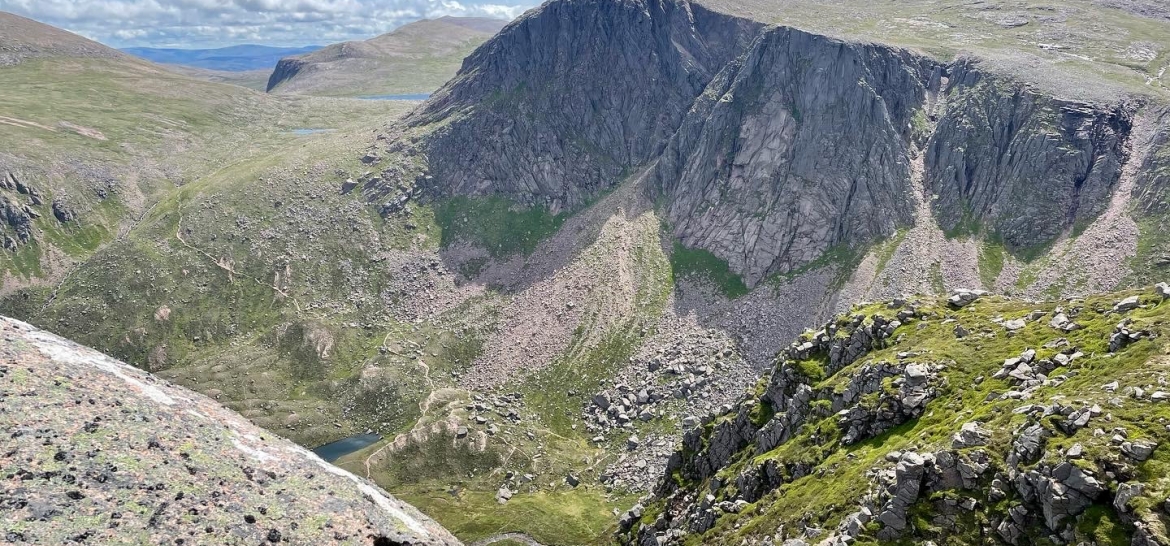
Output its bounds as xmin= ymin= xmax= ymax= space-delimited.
xmin=0 ymin=11 xmax=126 ymax=65
xmin=121 ymin=44 xmax=323 ymax=71
xmin=266 ymin=16 xmax=508 ymax=97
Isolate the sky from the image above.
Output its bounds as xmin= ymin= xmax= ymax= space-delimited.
xmin=0 ymin=0 xmax=539 ymax=48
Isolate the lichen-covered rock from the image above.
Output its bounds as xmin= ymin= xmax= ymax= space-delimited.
xmin=947 ymin=289 xmax=988 ymax=308
xmin=875 ymin=451 xmax=926 ymax=537
xmin=951 ymin=421 xmax=991 ymax=449
xmin=1012 ymin=462 xmax=1105 ymax=531
xmin=624 ymin=291 xmax=1170 ymax=546
xmin=0 ymin=316 xmax=461 ymax=545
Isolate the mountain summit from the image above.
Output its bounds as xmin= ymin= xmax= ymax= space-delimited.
xmin=0 ymin=11 xmax=125 ymax=65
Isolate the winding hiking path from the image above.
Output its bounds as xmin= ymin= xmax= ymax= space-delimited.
xmin=469 ymin=532 xmax=547 ymax=546
xmin=174 ymin=208 xmax=302 ymax=312
xmin=363 ymin=359 xmax=462 ymax=478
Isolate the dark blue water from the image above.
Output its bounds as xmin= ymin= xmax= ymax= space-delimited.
xmin=358 ymin=93 xmax=431 ymax=101
xmin=311 ymin=433 xmax=381 ymax=462
xmin=290 ymin=128 xmax=331 ymax=135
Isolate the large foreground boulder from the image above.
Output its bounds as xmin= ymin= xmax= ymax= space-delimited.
xmin=0 ymin=316 xmax=461 ymax=545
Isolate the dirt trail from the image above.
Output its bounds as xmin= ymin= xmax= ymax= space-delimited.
xmin=363 ymin=359 xmax=462 ymax=478
xmin=0 ymin=115 xmax=55 ymax=132
xmin=469 ymin=532 xmax=546 ymax=546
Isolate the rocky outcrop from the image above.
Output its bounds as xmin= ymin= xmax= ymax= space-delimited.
xmin=1013 ymin=461 xmax=1107 ymax=531
xmin=875 ymin=451 xmax=927 ymax=537
xmin=654 ymin=27 xmax=936 ymax=285
xmin=0 ymin=170 xmax=86 ymax=250
xmin=408 ymin=0 xmax=762 ymax=212
xmin=0 ymin=316 xmax=462 ymax=545
xmin=50 ymin=198 xmax=76 ymax=223
xmin=925 ymin=61 xmax=1131 ymax=250
xmin=647 ymin=302 xmax=938 ymax=536
xmin=265 ymin=57 xmax=309 ymax=93
xmin=623 ymin=288 xmax=1170 ymax=545
xmin=1 ymin=193 xmax=34 ymax=250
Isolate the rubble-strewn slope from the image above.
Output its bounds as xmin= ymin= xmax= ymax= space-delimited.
xmin=624 ymin=286 xmax=1170 ymax=545
xmin=0 ymin=316 xmax=461 ymax=545
xmin=7 ymin=1 xmax=1170 ymax=544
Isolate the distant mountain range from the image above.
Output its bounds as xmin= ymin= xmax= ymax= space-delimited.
xmin=120 ymin=44 xmax=323 ymax=71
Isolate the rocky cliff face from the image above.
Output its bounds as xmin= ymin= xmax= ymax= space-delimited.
xmin=0 ymin=316 xmax=461 ymax=545
xmin=265 ymin=57 xmax=309 ymax=92
xmin=653 ymin=27 xmax=937 ymax=285
xmin=925 ymin=61 xmax=1132 ymax=250
xmin=1134 ymin=110 xmax=1170 ymax=214
xmin=406 ymin=0 xmax=1155 ymax=287
xmin=407 ymin=0 xmax=763 ymax=212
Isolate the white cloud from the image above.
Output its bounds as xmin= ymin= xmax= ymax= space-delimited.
xmin=0 ymin=0 xmax=537 ymax=47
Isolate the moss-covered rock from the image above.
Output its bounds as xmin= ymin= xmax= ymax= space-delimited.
xmin=624 ymin=287 xmax=1170 ymax=545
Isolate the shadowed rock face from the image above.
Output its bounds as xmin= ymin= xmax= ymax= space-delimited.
xmin=409 ymin=0 xmax=763 ymax=213
xmin=0 ymin=316 xmax=461 ymax=546
xmin=266 ymin=56 xmax=310 ymax=93
xmin=654 ymin=27 xmax=937 ymax=285
xmin=925 ymin=61 xmax=1131 ymax=250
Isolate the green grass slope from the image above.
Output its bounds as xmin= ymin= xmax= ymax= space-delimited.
xmin=0 ymin=13 xmax=412 ymax=288
xmin=266 ymin=16 xmax=508 ymax=97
